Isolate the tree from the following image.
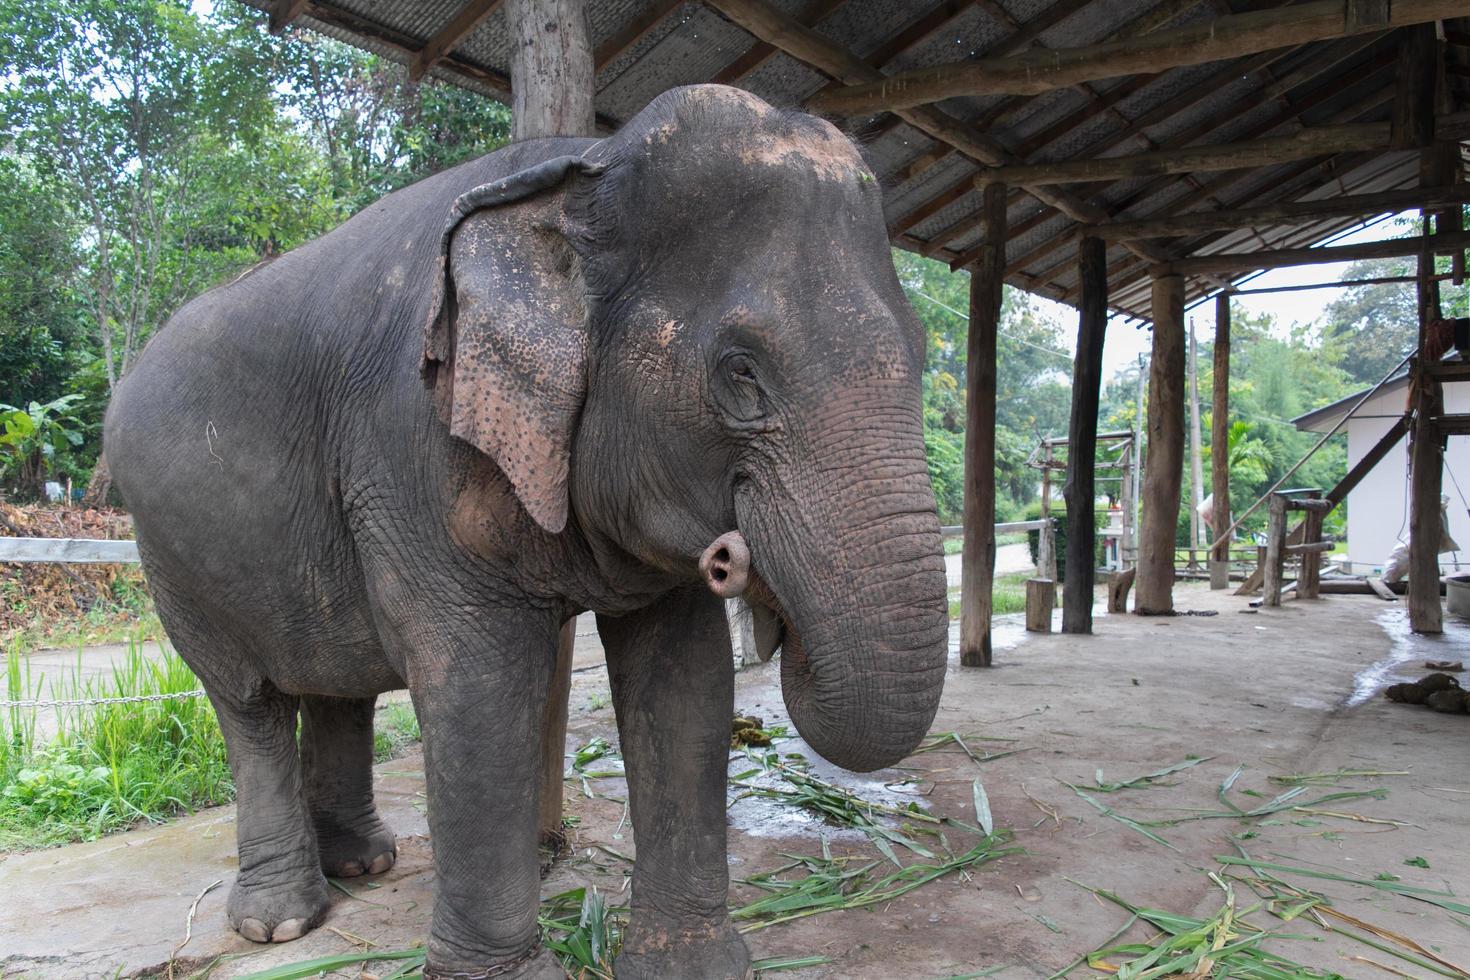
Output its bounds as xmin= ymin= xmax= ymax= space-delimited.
xmin=0 ymin=395 xmax=85 ymax=499
xmin=1319 ymin=257 xmax=1419 ymax=386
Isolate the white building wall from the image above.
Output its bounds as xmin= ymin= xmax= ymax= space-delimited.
xmin=1343 ymin=382 xmax=1470 ymax=574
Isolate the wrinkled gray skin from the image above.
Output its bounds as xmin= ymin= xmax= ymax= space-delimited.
xmin=105 ymin=85 xmax=947 ymax=980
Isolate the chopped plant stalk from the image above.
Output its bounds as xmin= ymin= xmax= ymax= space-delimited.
xmin=1064 ymin=784 xmax=1180 ymax=851
xmin=1268 ymin=769 xmax=1409 ymax=786
xmin=1044 ymin=913 xmax=1139 ymax=980
xmin=1216 ymin=855 xmax=1470 ymax=916
xmin=731 ymin=750 xmax=942 ymax=865
xmin=1310 ymin=903 xmax=1470 ymax=977
xmin=749 ymin=954 xmax=835 ymax=972
xmin=732 ymin=835 xmax=1021 ymax=933
xmin=235 ymin=948 xmax=427 ymax=980
xmin=912 ymin=732 xmax=1022 ymax=767
xmin=972 ymin=777 xmax=993 ymax=836
xmin=1067 ymin=876 xmax=1344 ymax=979
xmin=1087 ymin=756 xmax=1213 ymax=793
xmin=1136 ymin=787 xmax=1388 ymax=827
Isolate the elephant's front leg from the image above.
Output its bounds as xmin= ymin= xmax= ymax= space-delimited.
xmin=409 ymin=607 xmax=566 ymax=980
xmin=598 ymin=587 xmax=751 ymax=980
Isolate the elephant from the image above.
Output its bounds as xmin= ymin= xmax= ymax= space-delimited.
xmin=104 ymin=83 xmax=948 ymax=979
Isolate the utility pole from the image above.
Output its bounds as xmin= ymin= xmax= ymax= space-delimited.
xmin=1188 ymin=316 xmax=1205 ymax=558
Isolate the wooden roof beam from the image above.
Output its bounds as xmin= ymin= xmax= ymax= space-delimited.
xmin=269 ymin=0 xmax=309 ymax=33
xmin=411 ymin=0 xmax=505 ymax=81
xmin=710 ymin=0 xmax=850 ymax=84
xmin=1091 ymin=183 xmax=1470 ymax=240
xmin=593 ymin=0 xmax=684 ymax=71
xmin=807 ymin=0 xmax=1466 ymax=114
xmin=977 ymin=120 xmax=1397 ymax=187
xmin=1154 ymin=228 xmax=1470 ymax=276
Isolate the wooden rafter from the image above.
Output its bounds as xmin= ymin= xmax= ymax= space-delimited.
xmin=593 ymin=0 xmax=685 ymax=71
xmin=268 ymin=0 xmax=309 ymax=33
xmin=411 ymin=0 xmax=505 ymax=81
xmin=1154 ymin=228 xmax=1470 ymax=276
xmin=710 ymin=0 xmax=850 ymax=85
xmin=806 ymin=0 xmax=1466 ymax=113
xmin=1091 ymin=183 xmax=1470 ymax=240
xmin=979 ymin=121 xmax=1396 ymax=187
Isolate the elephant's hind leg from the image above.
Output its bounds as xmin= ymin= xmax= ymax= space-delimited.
xmin=301 ymin=694 xmax=398 ymax=878
xmin=211 ymin=680 xmax=332 ymax=943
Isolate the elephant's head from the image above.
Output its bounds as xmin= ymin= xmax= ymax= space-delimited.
xmin=423 ymin=85 xmax=947 ymax=772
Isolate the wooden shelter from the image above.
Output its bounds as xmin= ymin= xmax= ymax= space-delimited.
xmin=246 ymin=0 xmax=1470 ymax=655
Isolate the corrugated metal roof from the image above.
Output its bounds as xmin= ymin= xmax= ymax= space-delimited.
xmin=241 ymin=0 xmax=1470 ymax=321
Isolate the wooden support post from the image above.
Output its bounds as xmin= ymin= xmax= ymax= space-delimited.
xmin=1297 ymin=494 xmax=1325 ymax=599
xmin=960 ymin=184 xmax=1006 ymax=667
xmin=1025 ymin=578 xmax=1055 ymax=632
xmin=508 ymin=0 xmax=595 ymax=141
xmin=1210 ymin=293 xmax=1232 ymax=590
xmin=1063 ymin=237 xmax=1107 ymax=634
xmin=509 ymin=0 xmax=596 ymax=849
xmin=1263 ymin=493 xmax=1287 ymax=608
xmin=1107 ymin=568 xmax=1136 ymax=613
xmin=538 ymin=619 xmax=575 ymax=850
xmin=1135 ymin=274 xmax=1186 ymax=615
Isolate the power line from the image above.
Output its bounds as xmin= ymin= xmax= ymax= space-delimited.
xmin=909 ymin=288 xmax=1075 ymax=362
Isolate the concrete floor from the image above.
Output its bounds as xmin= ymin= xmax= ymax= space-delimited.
xmin=3 ymin=583 xmax=1468 ymax=978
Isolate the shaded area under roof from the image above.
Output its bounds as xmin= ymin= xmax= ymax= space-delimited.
xmin=240 ymin=0 xmax=1470 ymax=322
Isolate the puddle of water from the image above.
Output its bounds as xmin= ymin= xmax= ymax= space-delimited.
xmin=1348 ymin=607 xmax=1469 ymax=706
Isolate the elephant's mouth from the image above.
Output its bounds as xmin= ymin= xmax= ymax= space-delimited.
xmin=743 ymin=570 xmax=789 ymax=664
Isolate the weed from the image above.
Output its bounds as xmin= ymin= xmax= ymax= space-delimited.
xmin=373 ymin=701 xmax=422 ymax=762
xmin=0 ymin=636 xmax=232 ymax=850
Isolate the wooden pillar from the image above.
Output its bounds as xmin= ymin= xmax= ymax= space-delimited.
xmin=1263 ymin=493 xmax=1287 ymax=608
xmin=1409 ymin=151 xmax=1455 ymax=633
xmin=1062 ymin=236 xmax=1107 ymax=633
xmin=960 ymin=183 xmax=1007 ymax=667
xmin=1209 ymin=293 xmax=1232 ymax=589
xmin=1135 ymin=273 xmax=1186 ymax=615
xmin=509 ymin=0 xmax=595 ymax=141
xmin=509 ymin=0 xmax=597 ymax=848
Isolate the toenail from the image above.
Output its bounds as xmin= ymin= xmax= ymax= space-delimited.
xmin=272 ymin=917 xmax=308 ymax=942
xmin=335 ymin=860 xmax=365 ymax=878
xmin=239 ymin=917 xmax=271 ymax=943
xmin=367 ymin=852 xmax=395 ymax=874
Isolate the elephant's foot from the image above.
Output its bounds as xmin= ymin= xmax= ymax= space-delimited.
xmin=424 ymin=946 xmax=563 ymax=980
xmin=227 ymin=870 xmax=331 ymax=944
xmin=614 ymin=914 xmax=751 ymax=980
xmin=315 ymin=812 xmax=398 ymax=878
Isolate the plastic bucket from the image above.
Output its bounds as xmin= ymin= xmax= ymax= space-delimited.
xmin=1446 ymin=575 xmax=1470 ymax=618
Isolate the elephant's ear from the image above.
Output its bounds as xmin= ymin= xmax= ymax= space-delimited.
xmin=422 ymin=155 xmax=604 ymax=534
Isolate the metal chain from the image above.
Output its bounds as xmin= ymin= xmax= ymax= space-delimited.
xmin=0 ymin=634 xmax=605 ymax=710
xmin=0 ymin=690 xmax=208 ymax=709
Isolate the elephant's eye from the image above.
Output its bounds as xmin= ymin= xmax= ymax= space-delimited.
xmin=714 ymin=349 xmax=768 ymax=425
xmin=727 ymin=353 xmax=757 ymax=384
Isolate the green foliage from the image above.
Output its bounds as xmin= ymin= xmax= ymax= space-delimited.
xmin=1023 ymin=501 xmax=1107 ymax=579
xmin=0 ymin=394 xmax=86 ymax=497
xmin=0 ymin=0 xmax=511 ymax=485
xmin=372 ymin=701 xmax=422 ymax=762
xmin=0 ymin=638 xmax=233 ymax=849
xmin=894 ymin=249 xmax=1072 ymax=523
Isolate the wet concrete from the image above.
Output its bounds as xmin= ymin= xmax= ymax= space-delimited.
xmin=3 ymin=586 xmax=1468 ymax=978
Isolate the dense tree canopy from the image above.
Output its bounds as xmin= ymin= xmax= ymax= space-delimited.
xmin=0 ymin=0 xmax=511 ymax=497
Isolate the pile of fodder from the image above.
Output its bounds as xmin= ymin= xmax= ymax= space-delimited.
xmin=0 ymin=502 xmax=153 ymax=645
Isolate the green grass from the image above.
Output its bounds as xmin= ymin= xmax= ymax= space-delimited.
xmin=1 ymin=637 xmax=430 ymax=849
xmin=947 ymin=572 xmax=1032 ymax=619
xmin=0 ymin=635 xmax=233 ymax=850
xmin=941 ymin=532 xmax=1025 ymax=555
xmin=373 ymin=701 xmax=422 ymax=762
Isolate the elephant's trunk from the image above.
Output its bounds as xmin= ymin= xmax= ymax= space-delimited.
xmin=738 ymin=418 xmax=948 ymax=773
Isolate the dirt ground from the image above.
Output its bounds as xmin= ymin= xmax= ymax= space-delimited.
xmin=3 ymin=583 xmax=1468 ymax=978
